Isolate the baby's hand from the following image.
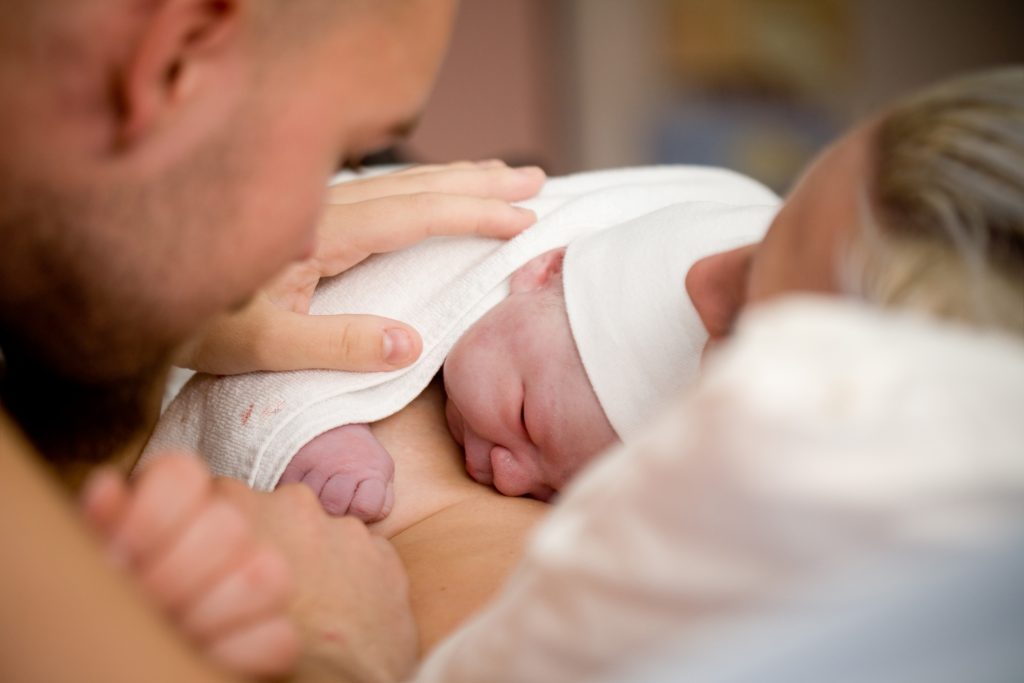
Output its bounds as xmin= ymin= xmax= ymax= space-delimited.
xmin=80 ymin=454 xmax=298 ymax=678
xmin=279 ymin=423 xmax=395 ymax=522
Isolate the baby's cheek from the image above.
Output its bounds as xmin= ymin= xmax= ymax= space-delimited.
xmin=552 ymin=402 xmax=619 ymax=488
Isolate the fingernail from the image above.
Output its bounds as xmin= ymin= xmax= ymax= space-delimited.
xmin=517 ymin=166 xmax=545 ymax=178
xmin=383 ymin=329 xmax=414 ymax=365
xmin=515 ymin=206 xmax=537 ymax=221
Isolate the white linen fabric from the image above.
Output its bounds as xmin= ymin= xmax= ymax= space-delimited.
xmin=563 ymin=202 xmax=770 ymax=439
xmin=412 ymin=297 xmax=1024 ymax=683
xmin=140 ymin=166 xmax=778 ymax=489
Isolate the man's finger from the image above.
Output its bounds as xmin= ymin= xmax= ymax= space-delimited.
xmin=139 ymin=499 xmax=250 ymax=613
xmin=255 ymin=310 xmax=423 ymax=373
xmin=315 ymin=193 xmax=538 ymax=277
xmin=328 ymin=164 xmax=545 ymax=205
xmin=80 ymin=467 xmax=130 ymax=540
xmin=212 ymin=478 xmax=262 ymax=521
xmin=206 ymin=617 xmax=300 ymax=679
xmin=388 ymin=159 xmax=506 ymax=176
xmin=181 ymin=544 xmax=293 ymax=641
xmin=108 ymin=455 xmax=211 ymax=567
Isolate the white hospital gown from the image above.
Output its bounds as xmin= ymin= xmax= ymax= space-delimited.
xmin=412 ymin=296 xmax=1024 ymax=683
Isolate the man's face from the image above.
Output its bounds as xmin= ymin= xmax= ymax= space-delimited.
xmin=204 ymin=1 xmax=459 ymax=314
xmin=442 ymin=263 xmax=618 ymax=502
xmin=685 ymin=126 xmax=869 ymax=349
xmin=0 ymin=0 xmax=458 ymax=380
xmin=0 ymin=0 xmax=458 ymax=466
xmin=163 ymin=0 xmax=460 ymax=346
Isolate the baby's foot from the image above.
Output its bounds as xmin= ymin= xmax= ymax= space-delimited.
xmin=80 ymin=455 xmax=298 ymax=678
xmin=278 ymin=423 xmax=395 ymax=522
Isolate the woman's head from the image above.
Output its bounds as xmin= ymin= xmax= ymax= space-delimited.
xmin=854 ymin=67 xmax=1024 ymax=333
xmin=687 ymin=67 xmax=1024 ymax=343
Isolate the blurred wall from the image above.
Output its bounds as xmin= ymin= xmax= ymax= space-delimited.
xmin=404 ymin=0 xmax=567 ymax=172
xmin=401 ymin=0 xmax=1024 ymax=187
xmin=852 ymin=0 xmax=1024 ymax=115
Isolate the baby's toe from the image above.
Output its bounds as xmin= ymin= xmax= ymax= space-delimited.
xmin=319 ymin=474 xmax=358 ymax=517
xmin=348 ymin=479 xmax=388 ymax=523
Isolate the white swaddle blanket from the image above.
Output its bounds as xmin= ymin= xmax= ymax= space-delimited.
xmin=142 ymin=167 xmax=779 ymax=489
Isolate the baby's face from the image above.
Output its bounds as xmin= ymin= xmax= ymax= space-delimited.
xmin=442 ymin=249 xmax=618 ymax=501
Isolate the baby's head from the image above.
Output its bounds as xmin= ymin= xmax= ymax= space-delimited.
xmin=444 ymin=197 xmax=778 ymax=501
xmin=442 ymin=248 xmax=616 ymax=501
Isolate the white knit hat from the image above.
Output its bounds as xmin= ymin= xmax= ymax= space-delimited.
xmin=563 ymin=191 xmax=779 ymax=440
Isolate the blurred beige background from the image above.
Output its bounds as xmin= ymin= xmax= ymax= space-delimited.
xmin=400 ymin=0 xmax=1024 ymax=191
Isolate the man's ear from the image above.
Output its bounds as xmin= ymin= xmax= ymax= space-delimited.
xmin=510 ymin=248 xmax=566 ymax=294
xmin=118 ymin=0 xmax=242 ymax=147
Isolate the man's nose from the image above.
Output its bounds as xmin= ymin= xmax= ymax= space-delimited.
xmin=685 ymin=243 xmax=757 ymax=341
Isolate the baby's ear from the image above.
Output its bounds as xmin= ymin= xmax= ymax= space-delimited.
xmin=510 ymin=248 xmax=566 ymax=294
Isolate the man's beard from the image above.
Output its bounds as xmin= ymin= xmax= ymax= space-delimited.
xmin=0 ymin=174 xmax=177 ymax=468
xmin=0 ymin=338 xmax=167 ymax=468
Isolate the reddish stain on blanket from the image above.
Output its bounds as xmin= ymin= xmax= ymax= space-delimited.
xmin=262 ymin=401 xmax=286 ymax=418
xmin=241 ymin=403 xmax=254 ymax=426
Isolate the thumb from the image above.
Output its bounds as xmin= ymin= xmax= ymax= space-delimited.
xmin=262 ymin=311 xmax=424 ymax=372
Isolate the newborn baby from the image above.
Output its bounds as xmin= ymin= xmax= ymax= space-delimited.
xmin=281 ymin=247 xmax=614 ymax=516
xmin=143 ymin=166 xmax=780 ymax=522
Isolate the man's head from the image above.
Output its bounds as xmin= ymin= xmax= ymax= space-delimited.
xmin=443 ymin=248 xmax=617 ymax=501
xmin=686 ymin=67 xmax=1024 ymax=349
xmin=0 ymin=0 xmax=458 ymax=464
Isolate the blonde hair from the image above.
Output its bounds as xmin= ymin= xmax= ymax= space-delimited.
xmin=847 ymin=67 xmax=1024 ymax=336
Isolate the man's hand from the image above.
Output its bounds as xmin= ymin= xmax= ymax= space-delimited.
xmin=216 ymin=478 xmax=419 ymax=683
xmin=84 ymin=457 xmax=418 ymax=683
xmin=179 ymin=160 xmax=546 ymax=375
xmin=81 ymin=455 xmax=300 ymax=678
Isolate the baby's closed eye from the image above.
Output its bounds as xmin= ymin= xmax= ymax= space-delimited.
xmin=520 ymin=403 xmax=533 ymax=443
